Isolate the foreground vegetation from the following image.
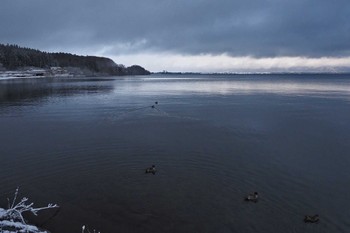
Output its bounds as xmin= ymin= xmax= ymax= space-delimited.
xmin=0 ymin=188 xmax=58 ymax=233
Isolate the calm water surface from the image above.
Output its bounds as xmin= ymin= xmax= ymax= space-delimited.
xmin=1 ymin=74 xmax=350 ymax=233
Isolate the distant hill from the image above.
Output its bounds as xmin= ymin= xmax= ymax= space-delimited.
xmin=0 ymin=43 xmax=150 ymax=76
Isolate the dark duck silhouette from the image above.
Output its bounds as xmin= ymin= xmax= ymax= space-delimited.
xmin=145 ymin=165 xmax=156 ymax=175
xmin=245 ymin=192 xmax=258 ymax=202
xmin=304 ymin=214 xmax=319 ymax=223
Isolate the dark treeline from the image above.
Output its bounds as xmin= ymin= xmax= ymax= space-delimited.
xmin=0 ymin=43 xmax=150 ymax=75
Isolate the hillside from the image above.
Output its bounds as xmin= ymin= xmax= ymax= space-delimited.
xmin=0 ymin=44 xmax=150 ymax=76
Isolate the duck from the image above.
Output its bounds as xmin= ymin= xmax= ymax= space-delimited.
xmin=245 ymin=192 xmax=258 ymax=202
xmin=304 ymin=214 xmax=319 ymax=223
xmin=145 ymin=165 xmax=156 ymax=175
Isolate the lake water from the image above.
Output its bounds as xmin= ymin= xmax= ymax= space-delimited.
xmin=0 ymin=74 xmax=350 ymax=233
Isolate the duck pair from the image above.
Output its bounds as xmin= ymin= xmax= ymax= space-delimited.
xmin=245 ymin=192 xmax=319 ymax=223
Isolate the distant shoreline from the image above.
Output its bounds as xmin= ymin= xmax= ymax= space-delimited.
xmin=1 ymin=70 xmax=349 ymax=81
xmin=153 ymin=71 xmax=350 ymax=75
xmin=0 ymin=43 xmax=151 ymax=76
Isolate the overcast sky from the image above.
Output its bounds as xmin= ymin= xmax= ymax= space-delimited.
xmin=1 ymin=0 xmax=350 ymax=72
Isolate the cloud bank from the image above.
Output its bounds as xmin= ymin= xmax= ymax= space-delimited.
xmin=1 ymin=0 xmax=350 ymax=71
xmin=110 ymin=53 xmax=350 ymax=73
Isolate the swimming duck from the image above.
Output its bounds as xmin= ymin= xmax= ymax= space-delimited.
xmin=245 ymin=192 xmax=258 ymax=202
xmin=145 ymin=165 xmax=156 ymax=175
xmin=304 ymin=215 xmax=319 ymax=223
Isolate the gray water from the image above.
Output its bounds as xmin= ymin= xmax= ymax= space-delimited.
xmin=0 ymin=74 xmax=350 ymax=233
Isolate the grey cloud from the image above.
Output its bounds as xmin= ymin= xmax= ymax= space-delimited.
xmin=1 ymin=0 xmax=349 ymax=57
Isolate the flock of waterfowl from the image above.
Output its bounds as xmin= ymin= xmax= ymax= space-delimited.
xmin=144 ymin=101 xmax=319 ymax=224
xmin=145 ymin=165 xmax=319 ymax=224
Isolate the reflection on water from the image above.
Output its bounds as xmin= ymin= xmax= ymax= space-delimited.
xmin=136 ymin=74 xmax=350 ymax=98
xmin=0 ymin=74 xmax=350 ymax=233
xmin=0 ymin=78 xmax=114 ymax=117
xmin=0 ymin=78 xmax=114 ymax=103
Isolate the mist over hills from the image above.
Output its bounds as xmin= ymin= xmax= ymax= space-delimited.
xmin=0 ymin=43 xmax=150 ymax=76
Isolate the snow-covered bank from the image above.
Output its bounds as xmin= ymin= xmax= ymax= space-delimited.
xmin=0 ymin=67 xmax=76 ymax=81
xmin=0 ymin=220 xmax=44 ymax=233
xmin=0 ymin=70 xmax=46 ymax=80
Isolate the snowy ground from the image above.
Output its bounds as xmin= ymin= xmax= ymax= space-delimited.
xmin=0 ymin=67 xmax=75 ymax=80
